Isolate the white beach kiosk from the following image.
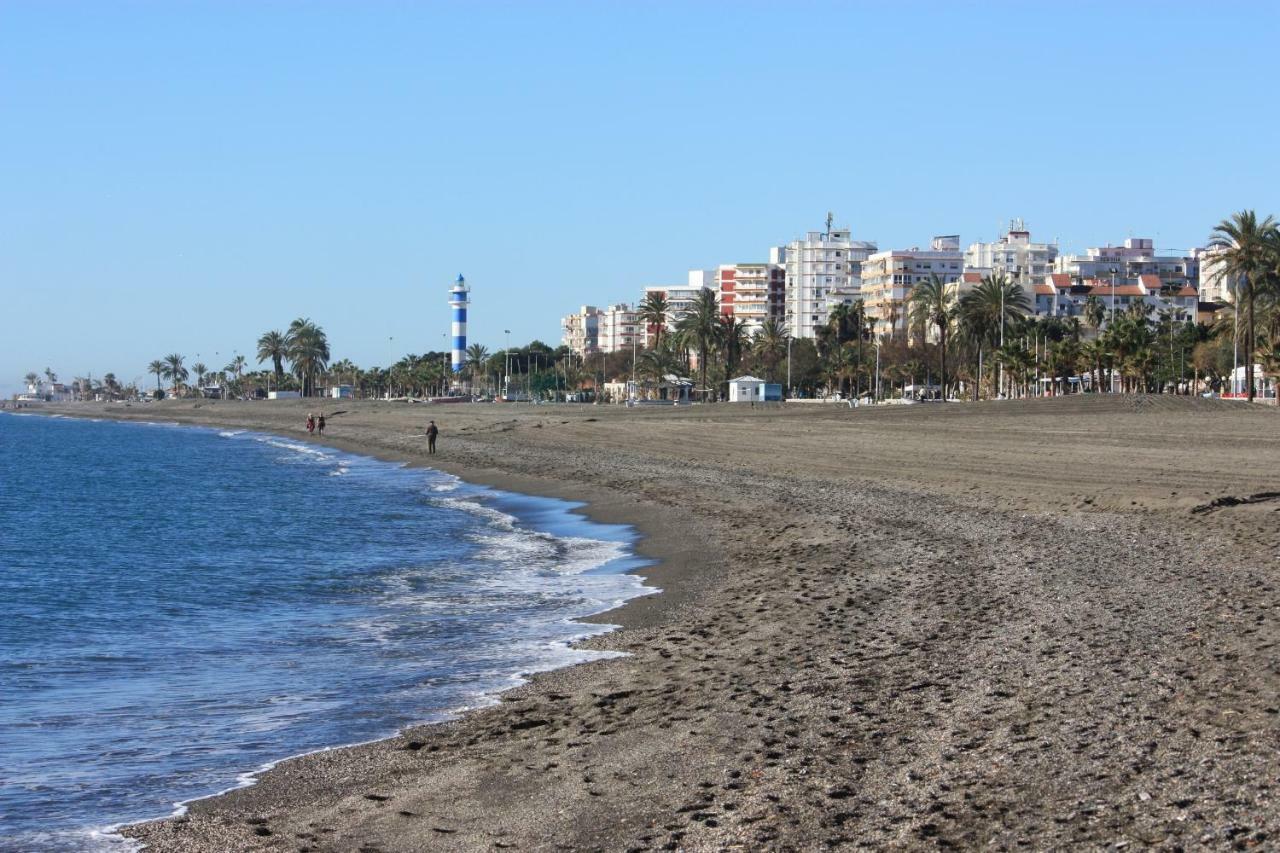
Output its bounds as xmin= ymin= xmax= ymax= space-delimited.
xmin=728 ymin=375 xmax=766 ymax=403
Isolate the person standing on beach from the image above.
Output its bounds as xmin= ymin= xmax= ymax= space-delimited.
xmin=317 ymin=413 xmax=326 ymax=435
xmin=426 ymin=420 xmax=438 ymax=455
xmin=306 ymin=413 xmax=315 ymax=435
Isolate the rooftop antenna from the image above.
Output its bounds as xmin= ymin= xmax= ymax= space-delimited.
xmin=825 ymin=211 xmax=834 ymax=239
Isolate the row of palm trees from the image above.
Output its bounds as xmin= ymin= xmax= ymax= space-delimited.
xmin=608 ymin=210 xmax=1279 ymax=403
xmin=22 ymin=369 xmax=135 ymax=401
xmin=77 ymin=208 xmax=1270 ymax=405
xmin=256 ymin=318 xmax=331 ymax=396
xmin=1206 ymin=210 xmax=1280 ymax=401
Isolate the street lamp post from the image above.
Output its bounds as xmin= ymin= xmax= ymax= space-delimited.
xmin=998 ymin=277 xmax=1007 ymax=399
xmin=1232 ymin=277 xmax=1240 ymax=397
xmin=504 ymin=329 xmax=511 ymax=401
xmin=1110 ymin=267 xmax=1118 ymax=393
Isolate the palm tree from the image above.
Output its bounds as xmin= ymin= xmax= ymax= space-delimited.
xmin=191 ymin=362 xmax=207 ymax=389
xmin=1079 ymin=339 xmax=1108 ymax=394
xmin=753 ymin=319 xmax=789 ymax=383
xmin=256 ymin=330 xmax=288 ymax=385
xmin=638 ymin=292 xmax=670 ymax=350
xmin=465 ymin=343 xmax=490 ymax=392
xmin=285 ymin=318 xmax=330 ymax=397
xmin=23 ymin=371 xmax=39 ymax=392
xmin=1084 ymin=294 xmax=1107 ymax=334
xmin=718 ymin=314 xmax=750 ymax=390
xmin=674 ymin=289 xmax=720 ymax=401
xmin=827 ymin=342 xmax=858 ymax=398
xmin=826 ymin=302 xmax=855 ymax=346
xmin=147 ymin=360 xmax=165 ymax=393
xmin=162 ymin=353 xmax=188 ymax=395
xmin=885 ymin=300 xmax=902 ymax=343
xmin=1208 ymin=210 xmax=1279 ymax=401
xmin=328 ymin=358 xmax=356 ymax=386
xmin=909 ymin=274 xmax=956 ymax=399
xmin=637 ymin=343 xmax=679 ymax=397
xmin=224 ymin=355 xmax=246 ymax=398
xmin=958 ymin=273 xmax=1030 ymax=398
xmin=44 ymin=368 xmax=57 ymax=387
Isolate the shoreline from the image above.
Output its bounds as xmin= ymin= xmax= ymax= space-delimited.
xmin=5 ymin=406 xmax=716 ymax=850
xmin=21 ymin=397 xmax=1280 ymax=850
xmin=16 ymin=405 xmax=713 ymax=635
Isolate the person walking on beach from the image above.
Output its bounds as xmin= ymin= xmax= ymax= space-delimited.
xmin=317 ymin=413 xmax=326 ymax=435
xmin=426 ymin=420 xmax=438 ymax=455
xmin=306 ymin=413 xmax=315 ymax=435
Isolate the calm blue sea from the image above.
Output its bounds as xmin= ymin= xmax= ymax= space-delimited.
xmin=0 ymin=412 xmax=651 ymax=851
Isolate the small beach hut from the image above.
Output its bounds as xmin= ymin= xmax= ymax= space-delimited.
xmin=656 ymin=374 xmax=693 ymax=403
xmin=728 ymin=376 xmax=766 ymax=403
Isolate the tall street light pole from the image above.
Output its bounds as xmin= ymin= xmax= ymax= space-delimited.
xmin=999 ymin=277 xmax=1007 ymax=399
xmin=1110 ymin=267 xmax=1118 ymax=393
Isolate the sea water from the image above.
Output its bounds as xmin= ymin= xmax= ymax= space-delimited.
xmin=0 ymin=412 xmax=652 ymax=851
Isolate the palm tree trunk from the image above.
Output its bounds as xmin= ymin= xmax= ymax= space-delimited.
xmin=1248 ymin=286 xmax=1257 ymax=402
xmin=939 ymin=324 xmax=947 ymax=401
xmin=975 ymin=345 xmax=982 ymax=401
xmin=698 ymin=345 xmax=706 ymax=402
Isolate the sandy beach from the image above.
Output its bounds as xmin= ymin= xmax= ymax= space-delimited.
xmin=39 ymin=396 xmax=1280 ymax=850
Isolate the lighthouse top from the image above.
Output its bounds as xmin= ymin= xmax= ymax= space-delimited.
xmin=449 ymin=273 xmax=469 ymax=305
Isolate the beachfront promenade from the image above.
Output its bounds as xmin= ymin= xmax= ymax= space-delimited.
xmin=44 ymin=395 xmax=1280 ymax=850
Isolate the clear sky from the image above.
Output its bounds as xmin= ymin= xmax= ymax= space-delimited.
xmin=2 ymin=1 xmax=1277 ymax=394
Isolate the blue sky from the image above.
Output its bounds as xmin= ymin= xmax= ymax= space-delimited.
xmin=2 ymin=1 xmax=1277 ymax=394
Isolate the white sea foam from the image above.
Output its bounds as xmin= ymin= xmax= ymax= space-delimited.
xmin=432 ymin=495 xmax=519 ymax=530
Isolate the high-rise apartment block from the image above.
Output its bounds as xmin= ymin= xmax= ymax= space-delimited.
xmin=964 ymin=221 xmax=1059 ymax=283
xmin=782 ymin=227 xmax=877 ymax=339
xmin=861 ymin=236 xmax=963 ymax=337
xmin=598 ymin=303 xmax=641 ymax=353
xmin=716 ymin=262 xmax=785 ymax=333
xmin=561 ymin=305 xmax=602 ymax=356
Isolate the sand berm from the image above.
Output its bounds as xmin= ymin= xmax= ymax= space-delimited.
xmin=51 ymin=395 xmax=1280 ymax=850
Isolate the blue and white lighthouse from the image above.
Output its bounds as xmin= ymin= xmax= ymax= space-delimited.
xmin=449 ymin=273 xmax=469 ymax=374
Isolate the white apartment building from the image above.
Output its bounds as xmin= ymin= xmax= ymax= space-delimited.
xmin=782 ymin=228 xmax=878 ymax=339
xmin=1031 ymin=274 xmax=1198 ymax=321
xmin=860 ymin=236 xmax=964 ymax=337
xmin=963 ymin=220 xmax=1059 ymax=283
xmin=598 ymin=303 xmax=640 ymax=353
xmin=561 ymin=305 xmax=601 ymax=356
xmin=1054 ymin=238 xmax=1199 ymax=288
xmin=1194 ymin=246 xmax=1233 ymax=303
xmin=716 ymin=262 xmax=785 ymax=333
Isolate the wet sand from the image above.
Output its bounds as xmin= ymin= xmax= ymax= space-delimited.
xmin=41 ymin=395 xmax=1280 ymax=850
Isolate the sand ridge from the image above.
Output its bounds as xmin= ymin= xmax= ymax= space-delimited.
xmin=32 ymin=395 xmax=1280 ymax=850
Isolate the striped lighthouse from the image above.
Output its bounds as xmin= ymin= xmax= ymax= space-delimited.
xmin=449 ymin=273 xmax=469 ymax=374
